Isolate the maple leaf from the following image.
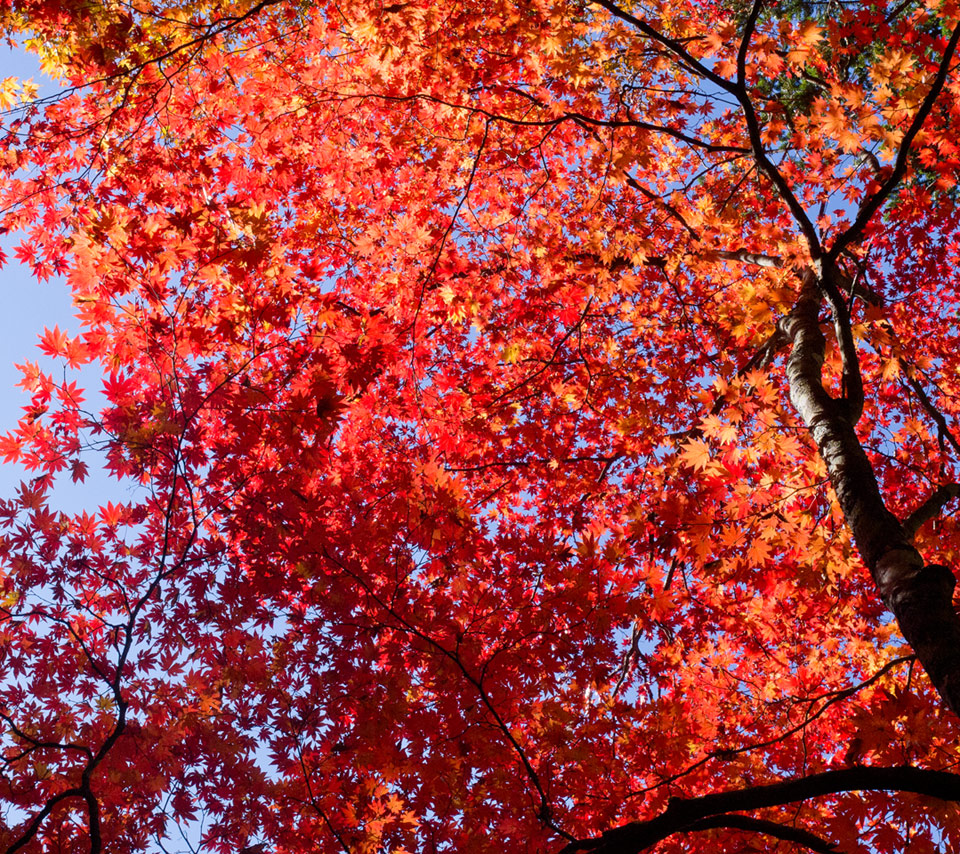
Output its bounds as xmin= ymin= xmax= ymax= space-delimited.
xmin=0 ymin=0 xmax=958 ymax=852
xmin=679 ymin=438 xmax=712 ymax=472
xmin=38 ymin=325 xmax=69 ymax=358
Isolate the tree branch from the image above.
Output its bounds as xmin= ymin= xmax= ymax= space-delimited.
xmin=370 ymin=92 xmax=748 ymax=153
xmin=682 ymin=814 xmax=840 ymax=854
xmin=904 ymin=483 xmax=960 ymax=538
xmin=819 ymin=264 xmax=864 ymax=422
xmin=560 ymin=766 xmax=960 ymax=853
xmin=589 ymin=0 xmax=736 ymax=93
xmin=828 ymin=19 xmax=960 ymax=261
xmin=731 ymin=0 xmax=823 ymax=257
xmin=624 ymin=175 xmax=700 ymax=240
xmin=783 ymin=273 xmax=960 ymax=715
xmin=319 ymin=546 xmax=576 ymax=842
xmin=6 ymin=788 xmax=86 ymax=854
xmin=711 ymin=248 xmax=782 ymax=268
xmin=903 ymin=370 xmax=960 ymax=458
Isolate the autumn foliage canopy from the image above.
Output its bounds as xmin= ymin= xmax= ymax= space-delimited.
xmin=4 ymin=0 xmax=960 ymax=850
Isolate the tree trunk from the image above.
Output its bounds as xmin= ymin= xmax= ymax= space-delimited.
xmin=784 ymin=270 xmax=960 ymax=714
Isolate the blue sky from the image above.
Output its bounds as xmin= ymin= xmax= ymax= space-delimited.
xmin=0 ymin=53 xmax=214 ymax=854
xmin=0 ymin=44 xmax=123 ymax=512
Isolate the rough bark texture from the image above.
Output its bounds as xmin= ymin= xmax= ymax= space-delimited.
xmin=784 ymin=271 xmax=960 ymax=715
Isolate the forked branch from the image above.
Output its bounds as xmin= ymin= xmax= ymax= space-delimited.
xmin=784 ymin=272 xmax=960 ymax=715
xmin=828 ymin=19 xmax=960 ymax=261
xmin=560 ymin=766 xmax=960 ymax=853
xmin=904 ymin=483 xmax=960 ymax=538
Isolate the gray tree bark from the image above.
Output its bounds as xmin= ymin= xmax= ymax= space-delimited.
xmin=784 ymin=267 xmax=960 ymax=715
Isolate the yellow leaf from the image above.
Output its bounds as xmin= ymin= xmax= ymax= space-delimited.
xmin=0 ymin=77 xmax=18 ymax=111
xmin=679 ymin=439 xmax=711 ymax=472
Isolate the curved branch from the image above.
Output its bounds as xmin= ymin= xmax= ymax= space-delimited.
xmin=6 ymin=788 xmax=86 ymax=854
xmin=319 ymin=546 xmax=575 ymax=842
xmin=732 ymin=0 xmax=822 ymax=257
xmin=368 ymin=92 xmax=747 ymax=153
xmin=561 ymin=766 xmax=960 ymax=853
xmin=593 ymin=0 xmax=821 ymax=254
xmin=589 ymin=0 xmax=736 ymax=93
xmin=902 ymin=370 xmax=960 ymax=458
xmin=904 ymin=483 xmax=960 ymax=538
xmin=56 ymin=0 xmax=286 ymax=97
xmin=683 ymin=814 xmax=840 ymax=853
